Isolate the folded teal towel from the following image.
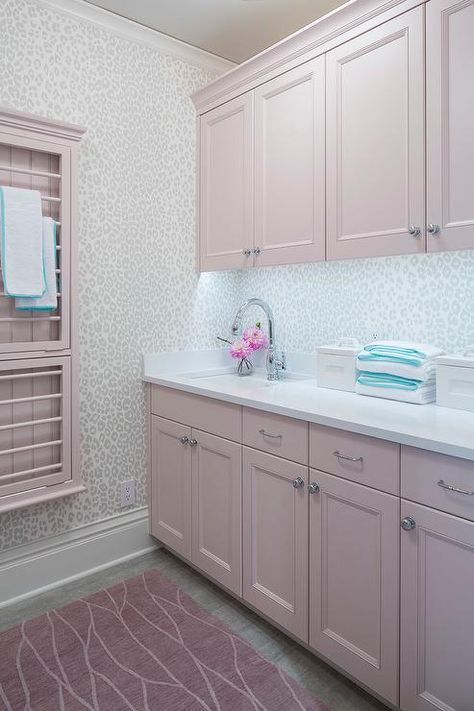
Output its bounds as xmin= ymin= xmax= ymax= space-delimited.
xmin=357 ymin=372 xmax=427 ymax=391
xmin=362 ymin=341 xmax=443 ymax=364
xmin=365 ymin=344 xmax=428 ymax=357
xmin=358 ymin=351 xmax=425 ymax=368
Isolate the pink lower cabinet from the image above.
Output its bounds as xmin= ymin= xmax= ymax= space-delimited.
xmin=150 ymin=416 xmax=192 ymax=559
xmin=400 ymin=500 xmax=474 ymax=711
xmin=242 ymin=447 xmax=308 ymax=641
xmin=309 ymin=470 xmax=399 ymax=705
xmin=191 ymin=429 xmax=242 ymax=595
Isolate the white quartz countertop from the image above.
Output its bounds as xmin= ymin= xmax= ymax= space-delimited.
xmin=142 ymin=350 xmax=474 ymax=461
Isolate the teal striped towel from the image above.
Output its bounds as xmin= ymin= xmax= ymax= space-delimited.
xmin=360 ymin=341 xmax=444 ymax=367
xmin=358 ymin=351 xmax=426 ymax=367
xmin=357 ymin=372 xmax=432 ymax=392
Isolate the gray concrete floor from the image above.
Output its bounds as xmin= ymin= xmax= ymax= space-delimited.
xmin=0 ymin=548 xmax=390 ymax=711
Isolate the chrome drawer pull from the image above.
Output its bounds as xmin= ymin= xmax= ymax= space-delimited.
xmin=333 ymin=450 xmax=363 ymax=463
xmin=438 ymin=479 xmax=474 ymax=496
xmin=259 ymin=428 xmax=282 ymax=440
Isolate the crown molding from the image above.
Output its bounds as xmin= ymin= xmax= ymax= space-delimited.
xmin=34 ymin=0 xmax=236 ymax=75
xmin=192 ymin=0 xmax=425 ymax=113
xmin=0 ymin=108 xmax=87 ymax=142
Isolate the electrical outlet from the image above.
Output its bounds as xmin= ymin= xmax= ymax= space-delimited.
xmin=120 ymin=479 xmax=136 ymax=508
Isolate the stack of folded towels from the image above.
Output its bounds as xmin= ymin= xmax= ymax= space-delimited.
xmin=356 ymin=341 xmax=444 ymax=404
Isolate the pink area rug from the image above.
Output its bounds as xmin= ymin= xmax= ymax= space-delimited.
xmin=0 ymin=569 xmax=328 ymax=711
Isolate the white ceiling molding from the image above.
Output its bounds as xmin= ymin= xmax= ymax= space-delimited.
xmin=35 ymin=0 xmax=236 ymax=74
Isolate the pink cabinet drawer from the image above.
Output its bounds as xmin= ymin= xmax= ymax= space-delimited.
xmin=310 ymin=423 xmax=399 ymax=494
xmin=150 ymin=385 xmax=241 ymax=442
xmin=402 ymin=447 xmax=474 ymax=522
xmin=243 ymin=407 xmax=308 ymax=464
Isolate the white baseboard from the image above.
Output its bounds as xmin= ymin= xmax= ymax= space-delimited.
xmin=0 ymin=507 xmax=158 ymax=608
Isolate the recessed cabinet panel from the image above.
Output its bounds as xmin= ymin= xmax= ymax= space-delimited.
xmin=199 ymin=94 xmax=254 ymax=270
xmin=326 ymin=7 xmax=425 ymax=259
xmin=191 ymin=430 xmax=242 ymax=595
xmin=242 ymin=447 xmax=308 ymax=641
xmin=255 ymin=57 xmax=326 ymax=266
xmin=309 ymin=470 xmax=399 ymax=705
xmin=150 ymin=416 xmax=192 ymax=559
xmin=427 ymin=0 xmax=474 ymax=251
xmin=400 ymin=501 xmax=474 ymax=710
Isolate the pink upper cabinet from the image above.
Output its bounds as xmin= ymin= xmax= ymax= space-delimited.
xmin=254 ymin=57 xmax=326 ymax=266
xmin=199 ymin=93 xmax=254 ymax=271
xmin=426 ymin=0 xmax=474 ymax=252
xmin=326 ymin=7 xmax=426 ymax=260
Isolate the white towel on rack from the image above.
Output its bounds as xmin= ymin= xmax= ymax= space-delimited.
xmin=15 ymin=217 xmax=57 ymax=311
xmin=0 ymin=186 xmax=45 ymax=297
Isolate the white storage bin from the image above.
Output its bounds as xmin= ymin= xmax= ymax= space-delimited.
xmin=436 ymin=349 xmax=474 ymax=412
xmin=317 ymin=339 xmax=361 ymax=392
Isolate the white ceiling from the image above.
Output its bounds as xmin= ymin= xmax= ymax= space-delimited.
xmin=85 ymin=0 xmax=347 ymax=63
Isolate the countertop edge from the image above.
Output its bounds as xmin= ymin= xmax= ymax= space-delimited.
xmin=143 ymin=374 xmax=474 ymax=462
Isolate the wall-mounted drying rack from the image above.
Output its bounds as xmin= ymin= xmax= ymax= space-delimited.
xmin=0 ymin=109 xmax=86 ymax=512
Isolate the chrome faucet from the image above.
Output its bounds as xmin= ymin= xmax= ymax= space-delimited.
xmin=231 ymin=298 xmax=286 ymax=381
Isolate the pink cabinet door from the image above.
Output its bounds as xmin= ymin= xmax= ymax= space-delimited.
xmin=309 ymin=470 xmax=399 ymax=706
xmin=326 ymin=7 xmax=425 ymax=260
xmin=242 ymin=447 xmax=308 ymax=641
xmin=191 ymin=429 xmax=242 ymax=595
xmin=254 ymin=56 xmax=325 ymax=266
xmin=150 ymin=416 xmax=192 ymax=559
xmin=199 ymin=93 xmax=254 ymax=271
xmin=400 ymin=501 xmax=474 ymax=710
xmin=426 ymin=0 xmax=474 ymax=252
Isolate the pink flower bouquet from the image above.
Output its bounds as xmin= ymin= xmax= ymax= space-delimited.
xmin=218 ymin=322 xmax=268 ymax=376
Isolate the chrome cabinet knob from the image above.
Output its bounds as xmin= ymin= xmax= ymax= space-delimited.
xmin=308 ymin=482 xmax=320 ymax=494
xmin=189 ymin=438 xmax=198 ymax=447
xmin=242 ymin=248 xmax=252 ymax=256
xmin=179 ymin=436 xmax=189 ymax=445
xmin=253 ymin=247 xmax=261 ymax=255
xmin=293 ymin=476 xmax=305 ymax=489
xmin=427 ymin=224 xmax=440 ymax=235
xmin=409 ymin=226 xmax=421 ymax=238
xmin=401 ymin=516 xmax=416 ymax=531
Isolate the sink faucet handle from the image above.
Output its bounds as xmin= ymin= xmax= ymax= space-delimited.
xmin=280 ymin=351 xmax=287 ymax=370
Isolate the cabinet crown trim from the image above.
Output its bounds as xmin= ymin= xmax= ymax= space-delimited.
xmin=191 ymin=0 xmax=426 ymax=114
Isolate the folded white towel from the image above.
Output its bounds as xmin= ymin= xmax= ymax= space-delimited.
xmin=356 ymin=380 xmax=436 ymax=405
xmin=16 ymin=217 xmax=57 ymax=311
xmin=0 ymin=186 xmax=45 ymax=297
xmin=356 ymin=358 xmax=436 ymax=382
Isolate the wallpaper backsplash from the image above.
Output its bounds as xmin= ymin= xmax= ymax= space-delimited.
xmin=234 ymin=250 xmax=474 ymax=354
xmin=1 ymin=0 xmax=474 ymax=554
